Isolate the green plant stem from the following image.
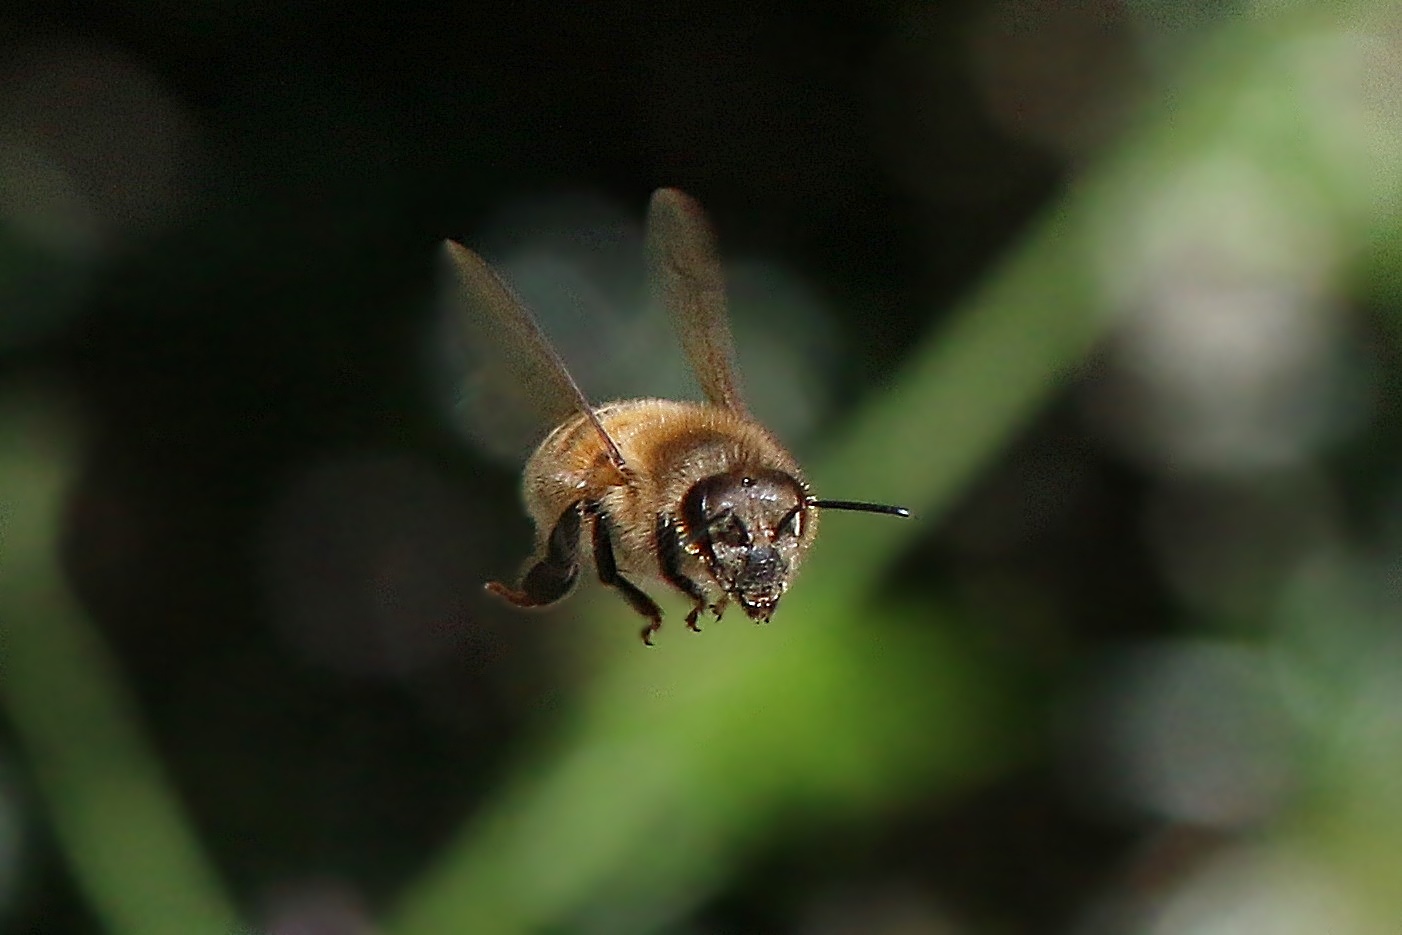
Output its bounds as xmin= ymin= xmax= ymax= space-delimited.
xmin=0 ymin=389 xmax=241 ymax=935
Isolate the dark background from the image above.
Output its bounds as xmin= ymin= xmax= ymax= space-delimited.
xmin=3 ymin=2 xmax=1398 ymax=933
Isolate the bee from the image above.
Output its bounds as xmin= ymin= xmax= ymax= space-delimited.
xmin=443 ymin=188 xmax=908 ymax=645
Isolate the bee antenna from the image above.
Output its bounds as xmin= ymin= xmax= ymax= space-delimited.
xmin=808 ymin=498 xmax=911 ymax=518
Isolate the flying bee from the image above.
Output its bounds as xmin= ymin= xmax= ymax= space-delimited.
xmin=443 ymin=187 xmax=908 ymax=645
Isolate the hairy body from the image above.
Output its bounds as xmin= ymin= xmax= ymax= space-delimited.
xmin=518 ymin=398 xmax=815 ymax=616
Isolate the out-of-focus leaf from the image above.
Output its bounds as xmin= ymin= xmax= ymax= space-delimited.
xmin=0 ymin=385 xmax=241 ymax=935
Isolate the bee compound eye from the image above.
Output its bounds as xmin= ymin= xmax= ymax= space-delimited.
xmin=779 ymin=504 xmax=803 ymax=537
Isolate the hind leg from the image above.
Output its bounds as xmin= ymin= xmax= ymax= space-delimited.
xmin=486 ymin=502 xmax=582 ymax=607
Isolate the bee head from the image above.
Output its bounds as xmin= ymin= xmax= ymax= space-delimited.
xmin=681 ymin=468 xmax=811 ymax=621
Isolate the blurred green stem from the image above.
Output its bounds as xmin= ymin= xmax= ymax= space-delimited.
xmin=0 ymin=388 xmax=240 ymax=935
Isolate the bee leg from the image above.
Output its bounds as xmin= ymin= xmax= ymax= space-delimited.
xmin=590 ymin=506 xmax=663 ymax=646
xmin=656 ymin=514 xmax=709 ymax=634
xmin=485 ymin=502 xmax=581 ymax=608
xmin=685 ymin=606 xmax=707 ymax=633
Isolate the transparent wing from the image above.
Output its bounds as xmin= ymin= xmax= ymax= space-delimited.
xmin=440 ymin=240 xmax=623 ymax=467
xmin=644 ymin=188 xmax=749 ymax=415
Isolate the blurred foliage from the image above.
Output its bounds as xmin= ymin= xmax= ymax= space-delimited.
xmin=0 ymin=388 xmax=238 ymax=935
xmin=3 ymin=1 xmax=1402 ymax=934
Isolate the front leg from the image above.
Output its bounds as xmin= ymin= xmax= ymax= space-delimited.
xmin=591 ymin=506 xmax=664 ymax=645
xmin=656 ymin=514 xmax=713 ymax=633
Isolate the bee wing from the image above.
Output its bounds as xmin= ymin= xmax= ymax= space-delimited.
xmin=645 ymin=188 xmax=750 ymax=416
xmin=441 ymin=240 xmax=624 ymax=468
